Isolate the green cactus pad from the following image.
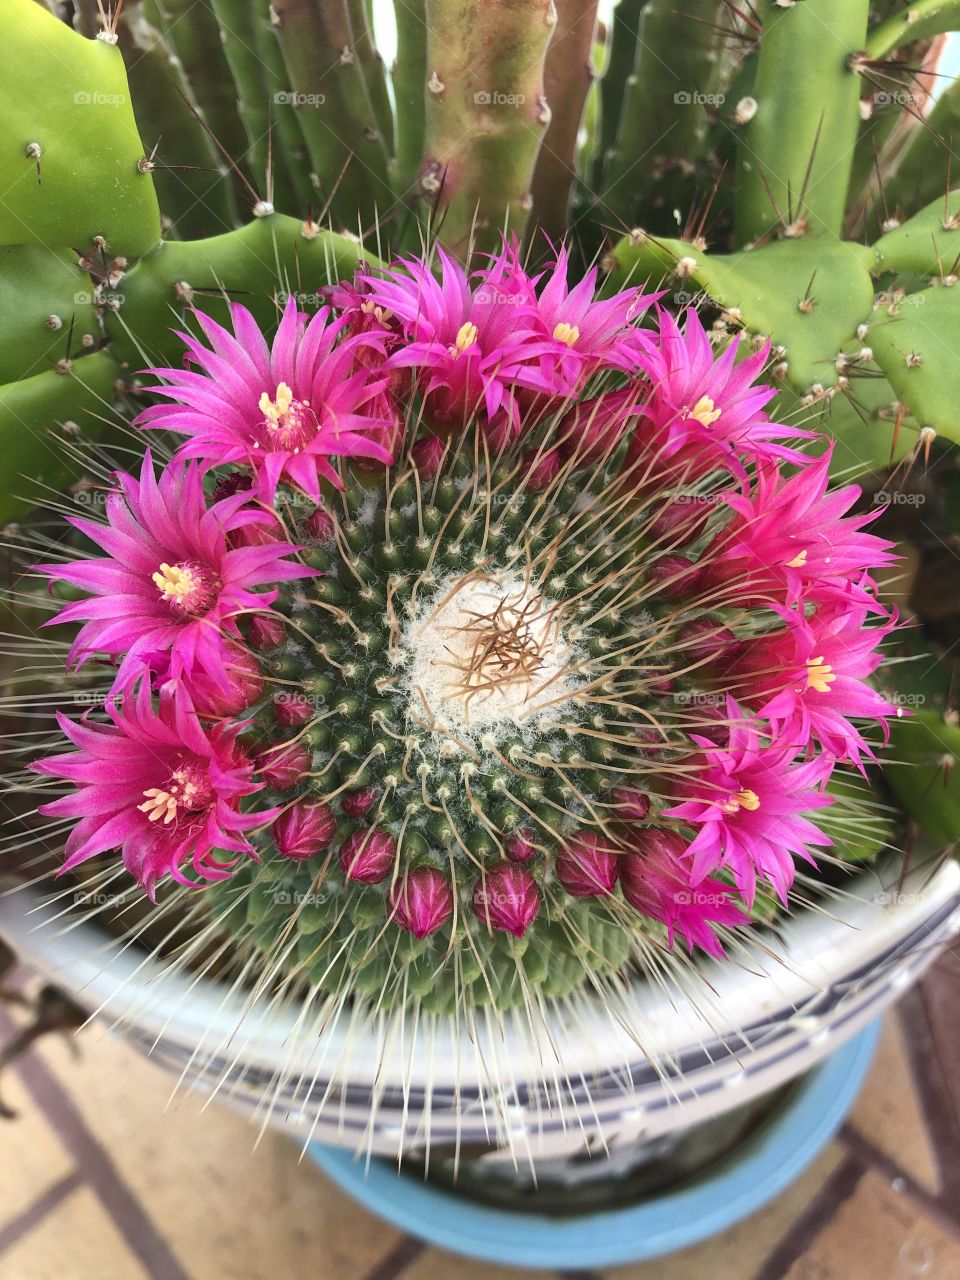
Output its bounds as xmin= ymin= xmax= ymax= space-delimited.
xmin=604 ymin=233 xmax=876 ymax=393
xmin=869 ymin=286 xmax=960 ymax=443
xmin=104 ymin=217 xmax=379 ymax=372
xmin=0 ymin=247 xmax=99 ymax=385
xmin=0 ymin=350 xmax=118 ymax=523
xmin=1 ymin=0 xmax=160 ymax=256
xmin=872 ymin=190 xmax=960 ymax=278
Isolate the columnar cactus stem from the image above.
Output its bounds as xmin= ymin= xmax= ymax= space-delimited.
xmin=345 ymin=0 xmax=395 ymax=156
xmin=390 ymin=0 xmax=428 ymax=200
xmin=209 ymin=0 xmax=303 ymax=212
xmin=529 ymin=0 xmax=599 ymax=247
xmin=595 ymin=0 xmax=644 ymax=189
xmin=119 ymin=13 xmax=238 ymax=238
xmin=422 ymin=0 xmax=557 ymax=259
xmin=865 ymin=0 xmax=960 ymax=59
xmin=270 ymin=0 xmax=392 ymax=228
xmin=600 ymin=0 xmax=724 ymax=227
xmin=734 ymin=0 xmax=869 ymax=245
xmin=249 ymin=2 xmax=316 ymax=212
xmin=141 ymin=0 xmax=252 ymax=198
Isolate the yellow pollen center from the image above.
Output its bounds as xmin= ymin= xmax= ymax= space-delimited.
xmin=259 ymin=381 xmax=294 ymax=425
xmin=734 ymin=788 xmax=761 ymax=811
xmin=786 ymin=548 xmax=808 ymax=568
xmin=139 ymin=787 xmax=179 ymax=825
xmin=152 ymin=562 xmax=198 ymax=602
xmin=553 ymin=321 xmax=580 ymax=347
xmin=450 ymin=321 xmax=478 ymax=356
xmin=806 ymin=656 xmax=836 ymax=694
xmin=689 ymin=394 xmax=721 ymax=427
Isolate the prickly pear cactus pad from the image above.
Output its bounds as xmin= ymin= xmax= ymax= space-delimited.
xmin=25 ymin=247 xmax=903 ymax=1017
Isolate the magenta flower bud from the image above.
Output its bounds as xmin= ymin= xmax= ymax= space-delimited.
xmin=389 ymin=867 xmax=453 ymax=939
xmin=211 ymin=470 xmax=253 ymax=502
xmin=411 ymin=434 xmax=448 ymax=480
xmin=472 ymin=866 xmax=541 ymax=938
xmin=256 ymin=741 xmax=310 ymax=790
xmin=247 ymin=613 xmax=286 ymax=651
xmin=612 ymin=788 xmax=651 ymax=822
xmin=679 ymin=619 xmax=737 ymax=663
xmin=648 ymin=554 xmax=699 ymax=600
xmin=649 ymin=496 xmax=713 ymax=543
xmin=273 ymin=691 xmax=314 ymax=726
xmin=304 ymin=506 xmax=335 ymax=541
xmin=338 ymin=827 xmax=396 ymax=883
xmin=190 ymin=645 xmax=263 ymax=716
xmin=505 ymin=828 xmax=538 ymax=863
xmin=557 ymin=389 xmax=639 ymax=466
xmin=341 ymin=787 xmax=378 ymax=819
xmin=556 ymin=830 xmax=619 ymax=897
xmin=523 ymin=448 xmax=561 ymax=491
xmin=271 ymin=802 xmax=336 ymax=861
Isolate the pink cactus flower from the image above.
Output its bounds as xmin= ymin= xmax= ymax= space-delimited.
xmin=664 ymin=698 xmax=834 ymax=905
xmin=37 ymin=454 xmax=310 ymax=695
xmin=31 ymin=681 xmax=274 ymax=898
xmin=136 ymin=297 xmax=393 ymax=502
xmin=472 ymin=865 xmax=541 ymax=938
xmin=619 ymin=829 xmax=750 ymax=958
xmin=556 ymin=830 xmax=620 ymax=897
xmin=701 ymin=453 xmax=895 ymax=610
xmin=338 ymin=828 xmax=397 ymax=883
xmin=625 ymin=309 xmax=813 ymax=481
xmin=722 ymin=604 xmax=899 ymax=766
xmin=271 ymin=801 xmax=336 ymax=861
xmin=354 ymin=247 xmax=553 ymax=434
xmin=388 ymin=867 xmax=454 ymax=938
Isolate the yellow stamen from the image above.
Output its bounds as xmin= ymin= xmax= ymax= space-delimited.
xmin=259 ymin=381 xmax=294 ymax=424
xmin=689 ymin=394 xmax=721 ymax=427
xmin=139 ymin=787 xmax=179 ymax=825
xmin=552 ymin=321 xmax=580 ymax=347
xmin=152 ymin=562 xmax=197 ymax=602
xmin=806 ymin=656 xmax=836 ymax=694
xmin=735 ymin=788 xmax=761 ymax=811
xmin=786 ymin=548 xmax=808 ymax=568
xmin=450 ymin=321 xmax=478 ymax=356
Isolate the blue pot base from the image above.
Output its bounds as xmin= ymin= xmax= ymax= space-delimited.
xmin=308 ymin=1020 xmax=880 ymax=1270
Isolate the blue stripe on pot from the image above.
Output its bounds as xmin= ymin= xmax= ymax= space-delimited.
xmin=308 ymin=1019 xmax=881 ymax=1271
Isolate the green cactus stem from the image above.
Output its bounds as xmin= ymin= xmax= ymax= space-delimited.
xmin=140 ymin=0 xmax=252 ymax=200
xmin=529 ymin=0 xmax=599 ymax=248
xmin=2 ymin=0 xmax=161 ymax=256
xmin=270 ymin=0 xmax=392 ymax=231
xmin=390 ymin=0 xmax=428 ymax=200
xmin=599 ymin=0 xmax=724 ymax=229
xmin=865 ymin=0 xmax=960 ymax=59
xmin=118 ymin=12 xmax=238 ymax=239
xmin=249 ymin=1 xmax=317 ymax=213
xmin=594 ymin=0 xmax=644 ymax=190
xmin=871 ymin=188 xmax=960 ymax=277
xmin=345 ymin=0 xmax=395 ymax=157
xmin=869 ymin=285 xmax=960 ymax=445
xmin=604 ymin=231 xmax=876 ymax=394
xmin=104 ymin=215 xmax=377 ymax=371
xmin=884 ymin=710 xmax=960 ymax=850
xmin=420 ymin=0 xmax=557 ymax=259
xmin=0 ymin=247 xmax=99 ymax=384
xmin=0 ymin=351 xmax=119 ymax=523
xmin=734 ymin=0 xmax=869 ymax=245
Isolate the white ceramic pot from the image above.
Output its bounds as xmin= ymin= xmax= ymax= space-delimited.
xmin=1 ymin=854 xmax=957 ymax=1165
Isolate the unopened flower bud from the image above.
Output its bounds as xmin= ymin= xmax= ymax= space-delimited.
xmin=389 ymin=867 xmax=453 ymax=938
xmin=472 ymin=865 xmax=541 ymax=938
xmin=272 ymin=802 xmax=336 ymax=861
xmin=556 ymin=830 xmax=619 ymax=897
xmin=338 ymin=828 xmax=396 ymax=883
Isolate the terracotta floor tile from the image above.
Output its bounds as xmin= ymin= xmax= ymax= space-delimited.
xmin=782 ymin=1169 xmax=960 ymax=1280
xmin=0 ymin=1055 xmax=75 ymax=1223
xmin=402 ymin=1250 xmax=555 ymax=1280
xmin=605 ymin=1142 xmax=845 ymax=1280
xmin=31 ymin=1027 xmax=402 ymax=1280
xmin=849 ymin=1017 xmax=941 ymax=1194
xmin=0 ymin=1185 xmax=146 ymax=1280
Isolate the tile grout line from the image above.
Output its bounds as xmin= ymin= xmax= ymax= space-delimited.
xmin=358 ymin=1234 xmax=427 ymax=1280
xmin=747 ymin=1154 xmax=864 ymax=1280
xmin=0 ymin=1007 xmax=191 ymax=1280
xmin=839 ymin=1123 xmax=960 ymax=1241
xmin=898 ymin=984 xmax=960 ymax=1206
xmin=0 ymin=1170 xmax=85 ymax=1257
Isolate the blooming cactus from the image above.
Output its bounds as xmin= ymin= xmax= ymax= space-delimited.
xmin=32 ymin=245 xmax=900 ymax=1014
